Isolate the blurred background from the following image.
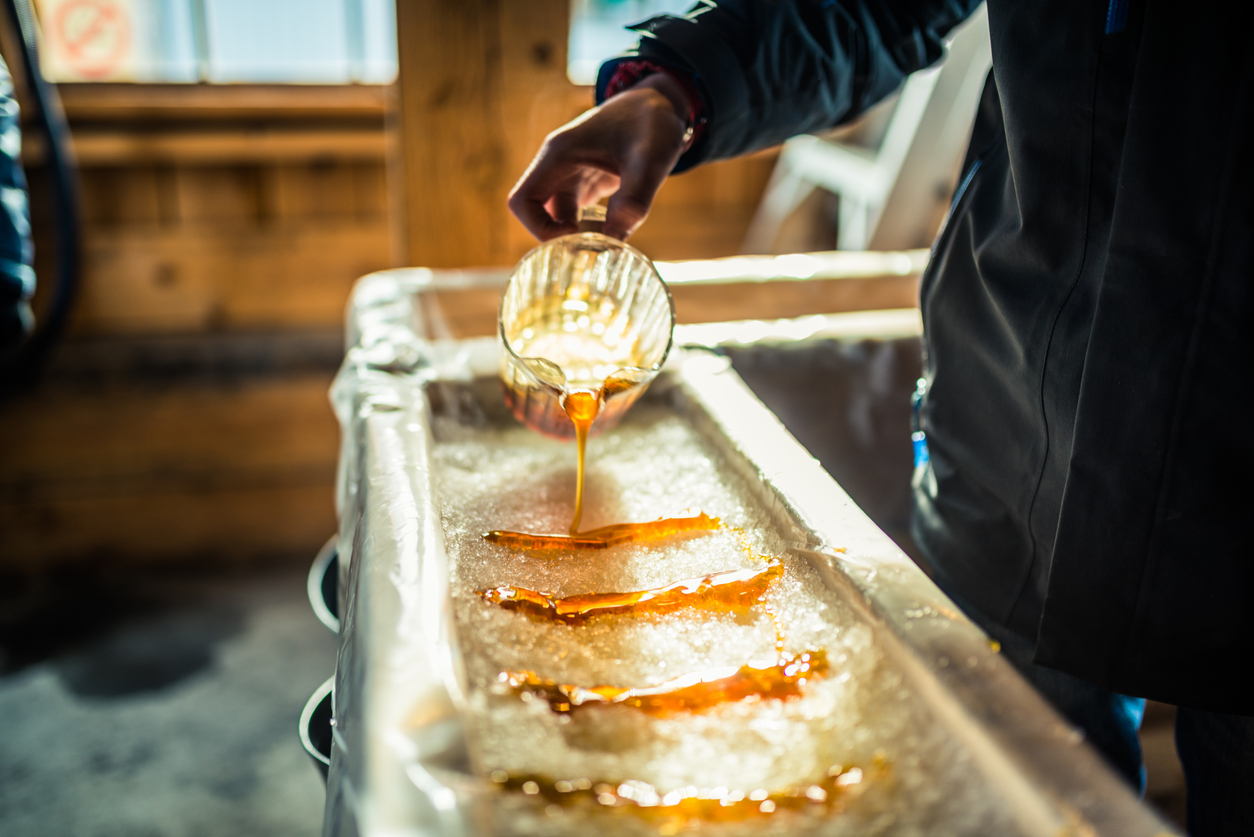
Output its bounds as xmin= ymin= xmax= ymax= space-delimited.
xmin=0 ymin=1 xmax=1185 ymax=835
xmin=3 ymin=0 xmax=946 ymax=592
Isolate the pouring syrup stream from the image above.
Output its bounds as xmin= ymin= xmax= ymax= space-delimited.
xmin=486 ymin=375 xmax=723 ymax=549
xmin=563 ymin=389 xmax=599 ymax=534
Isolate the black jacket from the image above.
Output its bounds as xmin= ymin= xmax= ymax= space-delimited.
xmin=599 ymin=0 xmax=1254 ymax=713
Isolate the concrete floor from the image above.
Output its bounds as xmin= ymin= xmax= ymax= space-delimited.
xmin=0 ymin=562 xmax=337 ymax=837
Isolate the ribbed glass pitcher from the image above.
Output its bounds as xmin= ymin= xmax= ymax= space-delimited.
xmin=498 ymin=208 xmax=675 ymax=439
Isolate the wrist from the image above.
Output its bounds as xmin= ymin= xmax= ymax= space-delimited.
xmin=602 ymin=60 xmax=707 ymax=152
xmin=632 ymin=73 xmax=690 ymax=126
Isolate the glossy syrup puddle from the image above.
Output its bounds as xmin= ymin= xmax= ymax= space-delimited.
xmin=479 ymin=557 xmax=783 ymax=625
xmin=485 ymin=512 xmax=721 ymax=550
xmin=500 ymin=650 xmax=827 ymax=716
xmin=490 ymin=759 xmax=883 ymax=826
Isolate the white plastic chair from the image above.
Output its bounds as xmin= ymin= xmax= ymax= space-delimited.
xmin=743 ymin=4 xmax=992 ymax=253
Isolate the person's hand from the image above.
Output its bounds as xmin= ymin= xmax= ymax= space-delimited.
xmin=508 ymin=74 xmax=691 ymax=241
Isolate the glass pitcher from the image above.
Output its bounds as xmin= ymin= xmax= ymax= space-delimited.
xmin=498 ymin=207 xmax=675 ymax=439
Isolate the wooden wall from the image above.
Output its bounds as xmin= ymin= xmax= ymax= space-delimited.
xmin=29 ymin=84 xmax=395 ymax=337
xmin=3 ymin=84 xmax=393 ymax=571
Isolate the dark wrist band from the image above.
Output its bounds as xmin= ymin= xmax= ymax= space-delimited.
xmin=603 ymin=60 xmax=707 ymax=152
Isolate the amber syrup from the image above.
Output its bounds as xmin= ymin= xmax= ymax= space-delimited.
xmin=499 ymin=650 xmax=828 ymax=716
xmin=482 ymin=343 xmax=855 ymax=823
xmin=489 ymin=757 xmax=883 ymax=826
xmin=479 ymin=557 xmax=784 ymax=625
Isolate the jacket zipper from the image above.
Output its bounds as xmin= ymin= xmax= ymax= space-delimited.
xmin=915 ymin=155 xmax=984 ymax=468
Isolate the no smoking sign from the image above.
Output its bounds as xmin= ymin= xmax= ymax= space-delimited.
xmin=39 ymin=0 xmax=133 ymax=81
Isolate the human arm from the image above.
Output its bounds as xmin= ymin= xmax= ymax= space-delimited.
xmin=509 ymin=0 xmax=983 ymax=241
xmin=508 ymin=72 xmax=694 ymax=241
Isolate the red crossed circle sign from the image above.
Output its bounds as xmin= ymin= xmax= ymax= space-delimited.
xmin=54 ymin=0 xmax=130 ymax=80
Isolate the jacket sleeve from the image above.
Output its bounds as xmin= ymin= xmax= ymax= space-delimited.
xmin=596 ymin=0 xmax=983 ymax=172
xmin=0 ymin=53 xmax=34 ymax=355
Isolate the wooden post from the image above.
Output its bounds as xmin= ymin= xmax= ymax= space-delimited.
xmin=392 ymin=0 xmax=590 ymax=269
xmin=391 ymin=0 xmax=781 ymax=267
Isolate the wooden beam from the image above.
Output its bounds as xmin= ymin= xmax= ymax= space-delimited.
xmin=370 ymin=249 xmax=926 ymax=340
xmin=670 ymin=274 xmax=921 ymax=324
xmin=24 ymin=126 xmax=388 ymax=167
xmin=0 ymin=373 xmax=339 ymax=569
xmin=394 ymin=0 xmax=586 ymax=269
xmin=55 ymin=83 xmax=392 ymax=123
xmin=390 ymin=1 xmax=784 ymax=268
xmin=54 ymin=221 xmax=391 ymax=336
xmin=1 ymin=484 xmax=336 ymax=570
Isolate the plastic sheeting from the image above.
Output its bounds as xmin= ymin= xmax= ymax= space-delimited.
xmin=326 ymin=268 xmax=504 ymax=837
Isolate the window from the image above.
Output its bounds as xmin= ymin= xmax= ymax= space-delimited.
xmin=35 ymin=0 xmax=397 ymax=83
xmin=567 ymin=0 xmax=692 ymax=85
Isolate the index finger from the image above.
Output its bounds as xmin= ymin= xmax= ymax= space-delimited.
xmin=508 ymin=151 xmax=591 ymax=241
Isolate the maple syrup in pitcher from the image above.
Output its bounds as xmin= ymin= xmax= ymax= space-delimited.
xmin=496 ymin=205 xmax=677 ymax=543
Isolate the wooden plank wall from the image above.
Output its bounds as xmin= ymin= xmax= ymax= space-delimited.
xmin=28 ymin=84 xmax=395 ymax=336
xmin=2 ymin=83 xmax=394 ymax=571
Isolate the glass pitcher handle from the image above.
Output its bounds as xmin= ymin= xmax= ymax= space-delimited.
xmin=577 ymin=204 xmax=607 ymax=234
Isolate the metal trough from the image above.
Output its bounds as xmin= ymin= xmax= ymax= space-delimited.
xmin=322 ymin=266 xmax=1176 ymax=837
